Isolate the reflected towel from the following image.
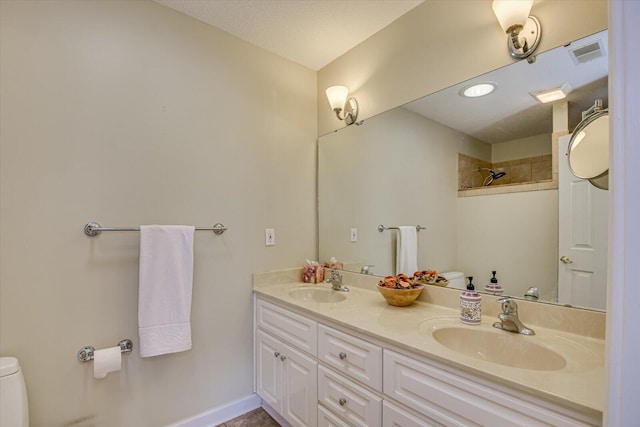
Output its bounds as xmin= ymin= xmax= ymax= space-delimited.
xmin=138 ymin=225 xmax=195 ymax=357
xmin=396 ymin=226 xmax=418 ymax=275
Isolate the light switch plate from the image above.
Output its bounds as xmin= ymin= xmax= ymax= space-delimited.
xmin=265 ymin=228 xmax=275 ymax=246
xmin=350 ymin=228 xmax=358 ymax=242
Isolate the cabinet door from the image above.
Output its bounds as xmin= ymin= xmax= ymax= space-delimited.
xmin=256 ymin=329 xmax=282 ymax=411
xmin=383 ymin=400 xmax=445 ymax=427
xmin=282 ymin=343 xmax=318 ymax=427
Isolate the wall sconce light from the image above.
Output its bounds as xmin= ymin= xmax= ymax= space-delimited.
xmin=325 ymin=86 xmax=359 ymax=125
xmin=492 ymin=0 xmax=541 ymax=61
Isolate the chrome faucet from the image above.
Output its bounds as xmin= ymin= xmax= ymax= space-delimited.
xmin=492 ymin=297 xmax=535 ymax=335
xmin=360 ymin=265 xmax=375 ymax=275
xmin=325 ymin=270 xmax=349 ymax=292
xmin=524 ymin=286 xmax=540 ymax=301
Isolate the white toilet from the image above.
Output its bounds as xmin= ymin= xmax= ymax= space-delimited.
xmin=441 ymin=271 xmax=465 ymax=290
xmin=0 ymin=357 xmax=29 ymax=427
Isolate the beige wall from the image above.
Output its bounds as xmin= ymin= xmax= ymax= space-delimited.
xmin=457 ymin=191 xmax=559 ymax=300
xmin=0 ymin=1 xmax=316 ymax=426
xmin=318 ymin=0 xmax=608 ymax=136
xmin=492 ymin=134 xmax=552 ymax=163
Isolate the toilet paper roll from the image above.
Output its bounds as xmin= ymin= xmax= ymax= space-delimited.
xmin=93 ymin=346 xmax=122 ymax=379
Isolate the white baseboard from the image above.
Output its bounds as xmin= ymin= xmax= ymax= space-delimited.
xmin=167 ymin=393 xmax=261 ymax=427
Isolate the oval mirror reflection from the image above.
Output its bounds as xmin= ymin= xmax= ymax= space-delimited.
xmin=568 ymin=110 xmax=609 ymax=189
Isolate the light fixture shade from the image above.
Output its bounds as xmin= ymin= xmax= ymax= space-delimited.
xmin=326 ymin=86 xmax=349 ymax=111
xmin=492 ymin=0 xmax=534 ymax=32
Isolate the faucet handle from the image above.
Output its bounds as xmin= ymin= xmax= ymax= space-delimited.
xmin=327 ymin=269 xmax=342 ymax=281
xmin=497 ymin=297 xmax=518 ymax=315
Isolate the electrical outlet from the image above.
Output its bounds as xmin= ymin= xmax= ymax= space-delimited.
xmin=350 ymin=228 xmax=358 ymax=242
xmin=265 ymin=228 xmax=275 ymax=246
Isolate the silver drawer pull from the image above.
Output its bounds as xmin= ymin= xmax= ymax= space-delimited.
xmin=280 ymin=355 xmax=287 ymax=361
xmin=338 ymin=397 xmax=347 ymax=406
xmin=339 ymin=352 xmax=347 ymax=360
xmin=274 ymin=352 xmax=280 ymax=358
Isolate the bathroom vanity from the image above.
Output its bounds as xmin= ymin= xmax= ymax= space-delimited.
xmin=253 ymin=269 xmax=604 ymax=427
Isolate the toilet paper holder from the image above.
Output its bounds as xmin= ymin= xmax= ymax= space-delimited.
xmin=77 ymin=339 xmax=133 ymax=362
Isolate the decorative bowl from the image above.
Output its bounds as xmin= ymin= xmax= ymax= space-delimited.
xmin=377 ymin=284 xmax=425 ymax=307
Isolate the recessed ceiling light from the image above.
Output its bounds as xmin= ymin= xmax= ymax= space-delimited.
xmin=530 ymin=83 xmax=572 ymax=103
xmin=459 ymin=82 xmax=497 ymax=98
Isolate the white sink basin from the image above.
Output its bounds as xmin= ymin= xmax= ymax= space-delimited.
xmin=419 ymin=319 xmax=567 ymax=371
xmin=288 ymin=287 xmax=347 ymax=303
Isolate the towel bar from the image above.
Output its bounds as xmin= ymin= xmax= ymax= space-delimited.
xmin=84 ymin=222 xmax=227 ymax=236
xmin=378 ymin=224 xmax=425 ymax=232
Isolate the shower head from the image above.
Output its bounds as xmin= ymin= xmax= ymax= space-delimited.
xmin=476 ymin=168 xmax=507 ymax=186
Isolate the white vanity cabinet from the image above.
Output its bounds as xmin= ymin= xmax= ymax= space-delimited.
xmin=254 ymin=296 xmax=600 ymax=427
xmin=255 ymin=300 xmax=318 ymax=427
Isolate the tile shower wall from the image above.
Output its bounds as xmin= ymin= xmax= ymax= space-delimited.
xmin=458 ymin=153 xmax=553 ymax=190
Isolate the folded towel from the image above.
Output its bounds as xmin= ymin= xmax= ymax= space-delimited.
xmin=138 ymin=225 xmax=195 ymax=358
xmin=396 ymin=226 xmax=418 ymax=276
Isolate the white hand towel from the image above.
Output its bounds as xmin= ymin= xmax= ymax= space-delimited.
xmin=396 ymin=226 xmax=418 ymax=276
xmin=138 ymin=225 xmax=195 ymax=358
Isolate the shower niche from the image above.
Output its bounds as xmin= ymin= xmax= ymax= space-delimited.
xmin=458 ymin=151 xmax=554 ymax=194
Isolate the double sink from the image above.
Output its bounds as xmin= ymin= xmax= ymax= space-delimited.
xmin=287 ymin=285 xmax=593 ymax=373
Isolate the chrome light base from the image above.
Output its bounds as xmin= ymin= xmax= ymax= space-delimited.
xmin=507 ymin=15 xmax=541 ymax=61
xmin=333 ymin=97 xmax=359 ymax=125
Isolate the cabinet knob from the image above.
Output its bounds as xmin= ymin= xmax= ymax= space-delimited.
xmin=280 ymin=355 xmax=287 ymax=361
xmin=338 ymin=397 xmax=347 ymax=406
xmin=339 ymin=352 xmax=347 ymax=360
xmin=274 ymin=352 xmax=280 ymax=358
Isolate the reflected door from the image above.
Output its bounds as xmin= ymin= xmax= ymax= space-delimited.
xmin=558 ymin=135 xmax=608 ymax=310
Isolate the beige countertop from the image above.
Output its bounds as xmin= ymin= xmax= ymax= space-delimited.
xmin=253 ymin=269 xmax=604 ymax=418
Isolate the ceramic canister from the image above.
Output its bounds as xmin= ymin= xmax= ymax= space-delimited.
xmin=460 ymin=289 xmax=481 ymax=325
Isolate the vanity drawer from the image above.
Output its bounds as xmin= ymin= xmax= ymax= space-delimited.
xmin=317 ymin=324 xmax=382 ymax=391
xmin=382 ymin=400 xmax=445 ymax=427
xmin=318 ymin=365 xmax=382 ymax=427
xmin=256 ymin=299 xmax=317 ymax=356
xmin=383 ymin=349 xmax=598 ymax=427
xmin=318 ymin=404 xmax=351 ymax=427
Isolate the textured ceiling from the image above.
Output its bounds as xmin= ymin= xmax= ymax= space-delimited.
xmin=153 ymin=0 xmax=424 ymax=70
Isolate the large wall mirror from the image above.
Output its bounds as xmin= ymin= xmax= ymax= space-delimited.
xmin=318 ymin=30 xmax=608 ymax=311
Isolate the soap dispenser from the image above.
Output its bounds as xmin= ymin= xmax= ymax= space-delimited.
xmin=460 ymin=276 xmax=481 ymax=325
xmin=484 ymin=270 xmax=504 ymax=296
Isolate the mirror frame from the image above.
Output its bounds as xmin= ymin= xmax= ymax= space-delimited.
xmin=568 ymin=107 xmax=609 ymax=190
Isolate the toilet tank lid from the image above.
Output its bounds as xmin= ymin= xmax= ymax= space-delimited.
xmin=0 ymin=357 xmax=20 ymax=377
xmin=441 ymin=271 xmax=464 ymax=279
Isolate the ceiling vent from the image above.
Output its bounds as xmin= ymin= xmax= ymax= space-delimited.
xmin=568 ymin=39 xmax=606 ymax=65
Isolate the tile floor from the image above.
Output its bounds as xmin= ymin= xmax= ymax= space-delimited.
xmin=216 ymin=407 xmax=280 ymax=427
